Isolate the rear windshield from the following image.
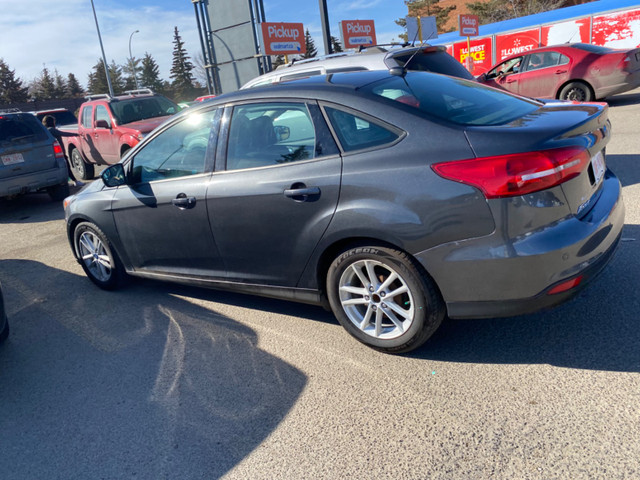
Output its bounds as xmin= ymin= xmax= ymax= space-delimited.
xmin=571 ymin=44 xmax=615 ymax=54
xmin=111 ymin=96 xmax=178 ymax=124
xmin=0 ymin=114 xmax=49 ymax=144
xmin=392 ymin=50 xmax=474 ymax=80
xmin=36 ymin=110 xmax=78 ymax=126
xmin=363 ymin=72 xmax=540 ymax=126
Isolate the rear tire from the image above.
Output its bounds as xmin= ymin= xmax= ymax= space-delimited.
xmin=71 ymin=148 xmax=95 ymax=180
xmin=74 ymin=222 xmax=126 ymax=290
xmin=559 ymin=81 xmax=593 ymax=102
xmin=327 ymin=246 xmax=445 ymax=354
xmin=47 ymin=182 xmax=70 ymax=201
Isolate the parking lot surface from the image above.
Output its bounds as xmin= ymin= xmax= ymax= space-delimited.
xmin=1 ymin=89 xmax=639 ymax=479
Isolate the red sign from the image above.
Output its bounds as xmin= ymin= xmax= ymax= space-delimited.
xmin=496 ymin=29 xmax=539 ymax=62
xmin=541 ymin=18 xmax=590 ymax=46
xmin=459 ymin=15 xmax=479 ymax=37
xmin=261 ymin=22 xmax=306 ymax=56
xmin=453 ymin=37 xmax=493 ymax=74
xmin=339 ymin=20 xmax=377 ymax=49
xmin=592 ymin=8 xmax=640 ymax=48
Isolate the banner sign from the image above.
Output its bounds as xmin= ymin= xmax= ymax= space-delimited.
xmin=541 ymin=18 xmax=590 ymax=46
xmin=339 ymin=20 xmax=377 ymax=48
xmin=592 ymin=9 xmax=640 ymax=48
xmin=459 ymin=15 xmax=479 ymax=37
xmin=261 ymin=22 xmax=306 ymax=55
xmin=406 ymin=16 xmax=437 ymax=43
xmin=496 ymin=29 xmax=539 ymax=62
xmin=453 ymin=37 xmax=493 ymax=74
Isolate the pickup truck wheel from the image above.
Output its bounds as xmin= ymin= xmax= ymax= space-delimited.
xmin=71 ymin=148 xmax=95 ymax=180
xmin=47 ymin=182 xmax=70 ymax=201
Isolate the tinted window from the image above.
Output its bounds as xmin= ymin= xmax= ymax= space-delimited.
xmin=130 ymin=109 xmax=219 ymax=183
xmin=324 ymin=107 xmax=400 ymax=152
xmin=35 ymin=110 xmax=77 ymax=126
xmin=95 ymin=105 xmax=111 ymax=127
xmin=226 ymin=102 xmax=335 ymax=170
xmin=525 ymin=51 xmax=567 ymax=71
xmin=393 ymin=50 xmax=474 ymax=80
xmin=81 ymin=106 xmax=93 ymax=128
xmin=365 ymin=72 xmax=540 ymax=126
xmin=0 ymin=114 xmax=48 ymax=144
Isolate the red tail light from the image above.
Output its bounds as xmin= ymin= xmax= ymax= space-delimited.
xmin=432 ymin=147 xmax=590 ymax=199
xmin=548 ymin=275 xmax=583 ymax=295
xmin=53 ymin=141 xmax=65 ymax=160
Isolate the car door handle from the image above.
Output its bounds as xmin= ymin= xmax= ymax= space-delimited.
xmin=506 ymin=78 xmax=517 ymax=83
xmin=555 ymin=69 xmax=568 ymax=74
xmin=172 ymin=194 xmax=196 ymax=209
xmin=284 ymin=185 xmax=320 ymax=201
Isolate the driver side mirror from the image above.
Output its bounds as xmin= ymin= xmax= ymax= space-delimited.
xmin=101 ymin=163 xmax=126 ymax=188
xmin=96 ymin=119 xmax=111 ymax=129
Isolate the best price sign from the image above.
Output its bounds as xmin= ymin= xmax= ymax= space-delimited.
xmin=340 ymin=20 xmax=377 ymax=49
xmin=459 ymin=14 xmax=479 ymax=37
xmin=261 ymin=22 xmax=306 ymax=56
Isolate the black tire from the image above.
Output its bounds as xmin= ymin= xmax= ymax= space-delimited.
xmin=326 ymin=246 xmax=445 ymax=354
xmin=70 ymin=148 xmax=95 ymax=180
xmin=47 ymin=182 xmax=70 ymax=201
xmin=73 ymin=222 xmax=126 ymax=290
xmin=559 ymin=81 xmax=593 ymax=102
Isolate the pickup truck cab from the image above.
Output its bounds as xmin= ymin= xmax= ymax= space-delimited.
xmin=62 ymin=89 xmax=179 ymax=179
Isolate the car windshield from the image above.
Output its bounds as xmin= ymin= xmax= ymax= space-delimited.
xmin=111 ymin=96 xmax=179 ymax=124
xmin=0 ymin=115 xmax=48 ymax=144
xmin=363 ymin=72 xmax=540 ymax=126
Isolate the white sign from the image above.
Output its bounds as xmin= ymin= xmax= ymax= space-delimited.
xmin=406 ymin=16 xmax=438 ymax=43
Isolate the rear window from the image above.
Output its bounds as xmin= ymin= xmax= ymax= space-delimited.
xmin=392 ymin=50 xmax=474 ymax=80
xmin=36 ymin=110 xmax=77 ymax=126
xmin=363 ymin=72 xmax=540 ymax=126
xmin=571 ymin=44 xmax=615 ymax=54
xmin=111 ymin=96 xmax=178 ymax=124
xmin=0 ymin=114 xmax=49 ymax=144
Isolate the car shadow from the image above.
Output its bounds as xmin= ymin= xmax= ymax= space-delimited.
xmin=606 ymin=89 xmax=640 ymax=107
xmin=606 ymin=154 xmax=640 ymax=187
xmin=0 ymin=259 xmax=307 ymax=479
xmin=0 ymin=183 xmax=87 ymax=224
xmin=411 ymin=224 xmax=640 ymax=373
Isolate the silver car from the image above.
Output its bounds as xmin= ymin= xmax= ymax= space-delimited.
xmin=64 ymin=70 xmax=624 ymax=354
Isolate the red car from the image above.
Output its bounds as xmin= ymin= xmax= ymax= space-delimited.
xmin=478 ymin=43 xmax=640 ymax=101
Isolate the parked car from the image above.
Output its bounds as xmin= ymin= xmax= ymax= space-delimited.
xmin=1 ymin=109 xmax=69 ymax=201
xmin=0 ymin=280 xmax=8 ymax=344
xmin=64 ymin=70 xmax=623 ymax=354
xmin=31 ymin=108 xmax=78 ymax=128
xmin=242 ymin=44 xmax=474 ymax=88
xmin=478 ymin=43 xmax=640 ymax=101
xmin=60 ymin=89 xmax=179 ymax=180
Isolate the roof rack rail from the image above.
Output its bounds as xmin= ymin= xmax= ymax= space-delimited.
xmin=0 ymin=107 xmax=22 ymax=114
xmin=358 ymin=42 xmax=410 ymax=52
xmin=85 ymin=93 xmax=111 ymax=101
xmin=124 ymin=88 xmax=154 ymax=96
xmin=281 ymin=52 xmax=351 ymax=69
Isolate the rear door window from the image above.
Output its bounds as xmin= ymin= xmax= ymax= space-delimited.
xmin=323 ymin=106 xmax=401 ymax=152
xmin=81 ymin=106 xmax=93 ymax=128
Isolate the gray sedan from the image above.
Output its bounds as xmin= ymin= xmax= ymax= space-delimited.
xmin=63 ymin=70 xmax=624 ymax=353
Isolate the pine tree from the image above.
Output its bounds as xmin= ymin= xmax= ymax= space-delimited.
xmin=122 ymin=56 xmax=141 ymax=90
xmin=302 ymin=30 xmax=318 ymax=59
xmin=67 ymin=73 xmax=84 ymax=97
xmin=139 ymin=52 xmax=164 ymax=92
xmin=108 ymin=61 xmax=126 ymax=94
xmin=53 ymin=69 xmax=67 ymax=98
xmin=170 ymin=26 xmax=195 ymax=100
xmin=272 ymin=55 xmax=286 ymax=68
xmin=330 ymin=36 xmax=343 ymax=53
xmin=0 ymin=58 xmax=29 ymax=104
xmin=30 ymin=66 xmax=57 ymax=100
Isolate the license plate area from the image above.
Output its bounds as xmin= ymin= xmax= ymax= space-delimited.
xmin=1 ymin=153 xmax=25 ymax=166
xmin=588 ymin=150 xmax=605 ymax=187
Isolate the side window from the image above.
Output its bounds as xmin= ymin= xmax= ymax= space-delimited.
xmin=130 ymin=109 xmax=219 ymax=183
xmin=81 ymin=106 xmax=93 ymax=128
xmin=527 ymin=51 xmax=562 ymax=71
xmin=558 ymin=53 xmax=570 ymax=66
xmin=95 ymin=105 xmax=111 ymax=128
xmin=226 ymin=102 xmax=335 ymax=171
xmin=324 ymin=107 xmax=400 ymax=153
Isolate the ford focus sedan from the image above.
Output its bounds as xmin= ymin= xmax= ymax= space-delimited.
xmin=63 ymin=70 xmax=624 ymax=353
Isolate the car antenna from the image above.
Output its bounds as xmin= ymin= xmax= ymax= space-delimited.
xmin=391 ymin=30 xmax=436 ymax=77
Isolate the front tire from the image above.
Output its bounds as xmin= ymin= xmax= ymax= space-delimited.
xmin=559 ymin=81 xmax=593 ymax=102
xmin=70 ymin=148 xmax=95 ymax=180
xmin=74 ymin=222 xmax=125 ymax=290
xmin=327 ymin=246 xmax=445 ymax=354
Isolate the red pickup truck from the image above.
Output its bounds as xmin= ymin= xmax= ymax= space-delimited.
xmin=61 ymin=89 xmax=179 ymax=179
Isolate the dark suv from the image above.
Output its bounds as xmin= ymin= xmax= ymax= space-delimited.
xmin=242 ymin=44 xmax=474 ymax=88
xmin=0 ymin=110 xmax=69 ymax=201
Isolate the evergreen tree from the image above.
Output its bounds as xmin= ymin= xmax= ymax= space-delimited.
xmin=330 ymin=36 xmax=343 ymax=53
xmin=139 ymin=52 xmax=164 ymax=92
xmin=272 ymin=55 xmax=286 ymax=68
xmin=0 ymin=58 xmax=29 ymax=104
xmin=66 ymin=73 xmax=84 ymax=97
xmin=87 ymin=60 xmax=109 ymax=94
xmin=108 ymin=60 xmax=126 ymax=94
xmin=30 ymin=66 xmax=57 ymax=100
xmin=302 ymin=30 xmax=317 ymax=59
xmin=122 ymin=56 xmax=141 ymax=90
xmin=53 ymin=69 xmax=67 ymax=98
xmin=395 ymin=0 xmax=457 ymax=39
xmin=170 ymin=26 xmax=195 ymax=100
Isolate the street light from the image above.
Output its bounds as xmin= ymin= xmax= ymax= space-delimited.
xmin=90 ymin=0 xmax=114 ymax=96
xmin=129 ymin=29 xmax=140 ymax=89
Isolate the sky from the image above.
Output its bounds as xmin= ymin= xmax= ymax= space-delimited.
xmin=1 ymin=0 xmax=409 ymax=89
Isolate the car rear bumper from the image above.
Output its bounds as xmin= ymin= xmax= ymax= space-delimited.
xmin=414 ymin=170 xmax=625 ymax=319
xmin=0 ymin=165 xmax=67 ymax=197
xmin=594 ymin=70 xmax=640 ymax=98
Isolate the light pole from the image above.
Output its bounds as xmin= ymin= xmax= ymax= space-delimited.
xmin=129 ymin=29 xmax=140 ymax=89
xmin=90 ymin=0 xmax=114 ymax=96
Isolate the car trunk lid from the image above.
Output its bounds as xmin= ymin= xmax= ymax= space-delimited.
xmin=0 ymin=115 xmax=58 ymax=180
